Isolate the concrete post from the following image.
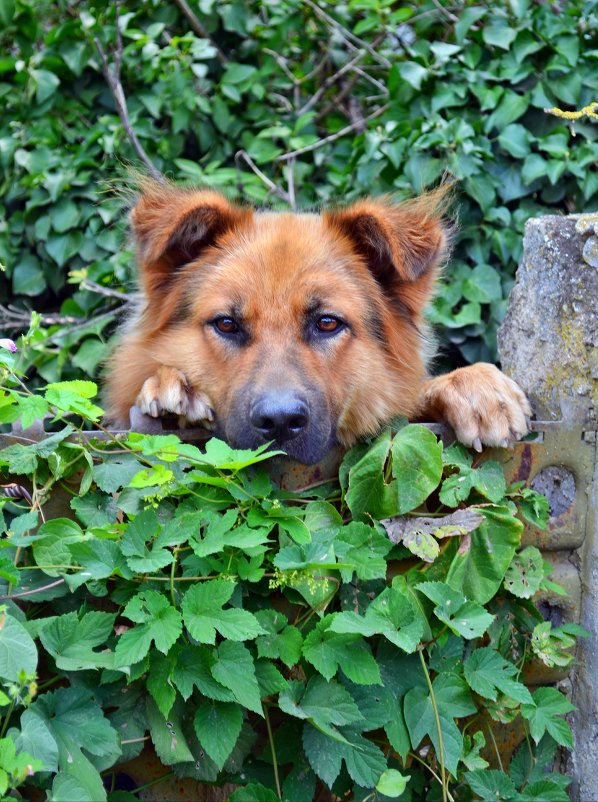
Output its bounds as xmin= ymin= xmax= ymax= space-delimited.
xmin=498 ymin=214 xmax=598 ymax=802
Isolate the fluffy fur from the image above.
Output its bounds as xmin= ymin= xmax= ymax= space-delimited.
xmin=105 ymin=181 xmax=530 ymax=463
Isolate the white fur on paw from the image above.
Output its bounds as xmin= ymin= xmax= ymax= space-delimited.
xmin=136 ymin=368 xmax=214 ymax=425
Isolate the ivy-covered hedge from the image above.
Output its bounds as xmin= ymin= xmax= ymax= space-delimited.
xmin=0 ymin=343 xmax=586 ymax=801
xmin=1 ymin=0 xmax=597 ymax=382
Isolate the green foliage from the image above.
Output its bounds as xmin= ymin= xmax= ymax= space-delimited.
xmin=1 ymin=0 xmax=598 ymax=381
xmin=0 ymin=364 xmax=580 ymax=800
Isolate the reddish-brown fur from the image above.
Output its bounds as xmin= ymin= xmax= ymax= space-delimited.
xmin=106 ymin=181 xmax=530 ymax=461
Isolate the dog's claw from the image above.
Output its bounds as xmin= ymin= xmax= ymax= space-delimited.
xmin=500 ymin=438 xmax=509 ymax=448
xmin=472 ymin=437 xmax=482 ymax=452
xmin=149 ymin=400 xmax=159 ymax=418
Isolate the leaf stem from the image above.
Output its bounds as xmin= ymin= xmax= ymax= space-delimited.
xmin=418 ymin=646 xmax=448 ymax=802
xmin=263 ymin=703 xmax=282 ymax=799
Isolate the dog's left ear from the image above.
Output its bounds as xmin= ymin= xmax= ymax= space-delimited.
xmin=324 ymin=185 xmax=452 ymax=290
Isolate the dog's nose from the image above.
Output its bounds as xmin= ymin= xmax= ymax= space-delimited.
xmin=250 ymin=394 xmax=309 ymax=443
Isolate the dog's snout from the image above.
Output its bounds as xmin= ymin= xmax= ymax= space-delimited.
xmin=250 ymin=394 xmax=309 ymax=443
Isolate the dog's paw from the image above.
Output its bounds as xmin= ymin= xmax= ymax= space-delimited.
xmin=136 ymin=366 xmax=215 ymax=426
xmin=422 ymin=363 xmax=532 ymax=452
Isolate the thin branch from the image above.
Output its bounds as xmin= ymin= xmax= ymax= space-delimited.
xmin=172 ymin=0 xmax=228 ymax=65
xmin=286 ymin=157 xmax=297 ymax=210
xmin=235 ymin=150 xmax=291 ymax=204
xmin=315 ymin=72 xmax=360 ymax=121
xmin=80 ymin=279 xmax=129 ymax=301
xmin=0 ymin=305 xmax=81 ymax=328
xmin=297 ymin=49 xmax=367 ymax=115
xmin=274 ymin=102 xmax=390 ymax=161
xmin=430 ymin=0 xmax=459 ymax=23
xmin=94 ymin=2 xmax=164 ymax=183
xmin=302 ymin=0 xmax=391 ymax=68
xmin=0 ymin=579 xmax=65 ymax=601
xmin=350 ymin=64 xmax=389 ymax=96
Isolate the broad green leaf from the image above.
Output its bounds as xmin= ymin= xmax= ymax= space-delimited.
xmin=465 ymin=769 xmax=517 ymax=800
xmin=376 ymin=768 xmax=409 ymax=797
xmin=278 ymin=676 xmax=363 ymax=729
xmin=464 ymin=647 xmax=532 ymax=704
xmin=0 ymin=611 xmax=38 ymax=680
xmin=446 ymin=506 xmax=522 ymax=603
xmin=121 ymin=508 xmax=173 ymax=573
xmin=504 ymin=546 xmax=544 ymax=598
xmin=403 ymin=685 xmax=463 ymax=777
xmin=115 ymin=591 xmax=182 ymax=666
xmin=171 ymin=645 xmax=234 ymax=702
xmin=229 ymin=783 xmax=279 ymax=802
xmin=330 ymin=584 xmax=423 ymax=653
xmin=182 ymin=580 xmax=264 ymax=644
xmin=194 ymin=700 xmax=243 ymax=770
xmin=416 ymin=581 xmax=494 ymax=639
xmin=146 ymin=697 xmax=194 ymax=765
xmin=390 ymin=425 xmax=443 ymax=513
xmin=210 ymin=641 xmax=263 ymax=715
xmin=10 ymin=709 xmax=58 ymax=772
xmin=521 ymin=687 xmax=575 ymax=746
xmin=302 ymin=616 xmax=382 ymax=684
xmin=28 ymin=687 xmax=120 ymax=802
xmin=40 ymin=611 xmax=115 ymax=671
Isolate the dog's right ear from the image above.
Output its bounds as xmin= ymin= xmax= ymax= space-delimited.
xmin=130 ymin=180 xmax=252 ymax=297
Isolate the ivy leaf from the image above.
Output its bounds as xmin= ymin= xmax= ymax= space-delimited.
xmin=210 ymin=641 xmax=263 ymax=715
xmin=334 ymin=521 xmax=392 ymax=581
xmin=416 ymin=581 xmax=494 ymax=639
xmin=194 ymin=700 xmax=243 ymax=770
xmin=302 ymin=616 xmax=382 ymax=685
xmin=181 ymin=580 xmax=265 ymax=644
xmin=503 ymin=546 xmax=544 ymax=598
xmin=115 ymin=591 xmax=182 ymax=666
xmin=464 ymin=647 xmax=532 ymax=704
xmin=521 ymin=688 xmax=575 ymax=746
xmin=40 ymin=611 xmax=115 ymax=671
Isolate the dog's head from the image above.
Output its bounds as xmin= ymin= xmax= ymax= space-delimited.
xmin=117 ymin=181 xmax=451 ymax=463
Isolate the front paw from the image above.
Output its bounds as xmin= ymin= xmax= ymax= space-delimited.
xmin=425 ymin=364 xmax=531 ymax=452
xmin=136 ymin=366 xmax=214 ymax=426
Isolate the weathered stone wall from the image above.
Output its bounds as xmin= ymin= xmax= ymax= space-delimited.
xmin=498 ymin=213 xmax=598 ymax=802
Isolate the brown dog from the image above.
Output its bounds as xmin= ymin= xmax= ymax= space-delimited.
xmin=105 ymin=181 xmax=530 ymax=464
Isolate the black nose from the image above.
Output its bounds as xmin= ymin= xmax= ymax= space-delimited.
xmin=250 ymin=394 xmax=309 ymax=443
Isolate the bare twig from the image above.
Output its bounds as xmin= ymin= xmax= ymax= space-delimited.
xmin=302 ymin=0 xmax=391 ymax=68
xmin=0 ymin=305 xmax=81 ymax=328
xmin=94 ymin=2 xmax=164 ymax=183
xmin=274 ymin=102 xmax=390 ymax=161
xmin=315 ymin=72 xmax=360 ymax=121
xmin=0 ymin=578 xmax=65 ymax=601
xmin=430 ymin=0 xmax=459 ymax=23
xmin=297 ymin=49 xmax=367 ymax=115
xmin=286 ymin=158 xmax=297 ymax=210
xmin=172 ymin=0 xmax=228 ymax=65
xmin=235 ymin=150 xmax=291 ymax=204
xmin=350 ymin=65 xmax=388 ymax=96
xmin=80 ymin=279 xmax=129 ymax=301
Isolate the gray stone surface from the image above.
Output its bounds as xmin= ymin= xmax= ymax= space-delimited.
xmin=498 ymin=214 xmax=598 ymax=802
xmin=498 ymin=214 xmax=597 ymax=425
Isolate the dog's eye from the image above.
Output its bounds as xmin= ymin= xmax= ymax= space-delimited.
xmin=214 ymin=317 xmax=239 ymax=335
xmin=316 ymin=316 xmax=343 ymax=333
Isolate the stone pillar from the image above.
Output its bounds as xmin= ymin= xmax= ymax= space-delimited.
xmin=498 ymin=214 xmax=598 ymax=802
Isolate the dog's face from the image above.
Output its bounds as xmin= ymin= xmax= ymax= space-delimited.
xmin=109 ymin=183 xmax=450 ymax=463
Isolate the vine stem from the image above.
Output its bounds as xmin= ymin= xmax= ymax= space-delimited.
xmin=263 ymin=703 xmax=282 ymax=799
xmin=418 ymin=646 xmax=448 ymax=802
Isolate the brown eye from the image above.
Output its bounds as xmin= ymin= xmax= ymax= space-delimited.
xmin=214 ymin=317 xmax=239 ymax=334
xmin=316 ymin=316 xmax=343 ymax=333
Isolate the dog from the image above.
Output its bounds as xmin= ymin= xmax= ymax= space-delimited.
xmin=105 ymin=180 xmax=531 ymax=465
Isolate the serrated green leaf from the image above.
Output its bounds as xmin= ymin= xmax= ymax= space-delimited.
xmin=464 ymin=647 xmax=532 ymax=704
xmin=194 ymin=700 xmax=243 ymax=770
xmin=211 ymin=641 xmax=263 ymax=715
xmin=504 ymin=546 xmax=544 ymax=598
xmin=0 ymin=612 xmax=37 ymax=680
xmin=40 ymin=611 xmax=115 ymax=671
xmin=182 ymin=580 xmax=264 ymax=644
xmin=115 ymin=591 xmax=182 ymax=666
